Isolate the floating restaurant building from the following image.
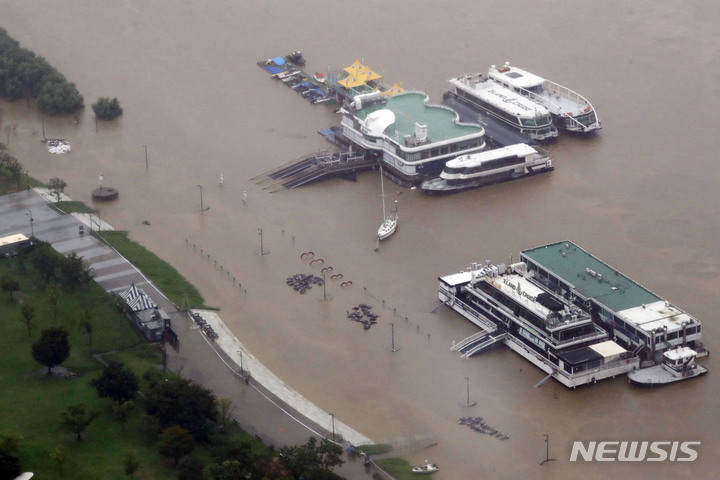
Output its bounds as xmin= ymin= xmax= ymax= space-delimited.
xmin=520 ymin=241 xmax=705 ymax=361
xmin=328 ymin=60 xmax=487 ymax=186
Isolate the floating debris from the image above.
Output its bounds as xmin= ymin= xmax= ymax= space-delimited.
xmin=44 ymin=138 xmax=71 ymax=154
xmin=286 ymin=273 xmax=324 ymax=294
xmin=346 ymin=303 xmax=379 ymax=330
xmin=458 ymin=416 xmax=509 ymax=441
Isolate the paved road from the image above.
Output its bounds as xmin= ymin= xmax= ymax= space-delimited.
xmin=0 ymin=189 xmax=380 ymax=479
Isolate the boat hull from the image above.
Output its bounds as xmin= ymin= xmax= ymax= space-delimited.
xmin=627 ymin=364 xmax=708 ymax=387
xmin=421 ymin=166 xmax=553 ymax=194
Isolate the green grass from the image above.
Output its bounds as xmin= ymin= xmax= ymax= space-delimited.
xmin=0 ymin=257 xmax=176 ymax=479
xmin=0 ymin=254 xmax=268 ymax=479
xmin=95 ymin=230 xmax=210 ymax=310
xmin=374 ymin=457 xmax=417 ymax=480
xmin=53 ymin=201 xmax=97 ymax=214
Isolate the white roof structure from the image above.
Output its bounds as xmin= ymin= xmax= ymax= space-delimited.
xmin=489 ymin=63 xmax=545 ymax=89
xmin=664 ymin=346 xmax=696 ymax=361
xmin=447 ymin=143 xmax=539 ymax=168
xmin=590 ymin=340 xmax=627 ymax=358
xmin=362 ymin=109 xmax=395 ymax=136
xmin=616 ymin=300 xmax=695 ymax=334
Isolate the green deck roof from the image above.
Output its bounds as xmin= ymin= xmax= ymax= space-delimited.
xmin=521 ymin=241 xmax=660 ymax=313
xmin=355 ymin=92 xmax=483 ymax=144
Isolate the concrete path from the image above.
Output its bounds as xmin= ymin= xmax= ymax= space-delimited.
xmin=0 ymin=189 xmax=379 ymax=479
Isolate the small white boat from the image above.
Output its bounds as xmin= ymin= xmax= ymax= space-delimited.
xmin=377 ymin=165 xmax=398 ymax=240
xmin=628 ymin=346 xmax=708 ymax=387
xmin=412 ymin=462 xmax=439 ymax=474
xmin=313 ymin=72 xmax=326 ymax=83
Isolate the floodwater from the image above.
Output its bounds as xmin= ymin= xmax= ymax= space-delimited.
xmin=1 ymin=1 xmax=719 ymax=478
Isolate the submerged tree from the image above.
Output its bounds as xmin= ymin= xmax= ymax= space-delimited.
xmin=92 ymin=97 xmax=123 ymax=120
xmin=36 ymin=78 xmax=84 ymax=115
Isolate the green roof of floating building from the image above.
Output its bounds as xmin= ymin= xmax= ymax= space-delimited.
xmin=520 ymin=241 xmax=660 ymax=313
xmin=354 ymin=92 xmax=483 ymax=144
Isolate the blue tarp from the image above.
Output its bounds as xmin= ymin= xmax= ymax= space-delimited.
xmin=273 ymin=56 xmax=286 ymax=66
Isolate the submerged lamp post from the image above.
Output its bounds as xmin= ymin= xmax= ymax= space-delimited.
xmin=390 ymin=322 xmax=396 ymax=352
xmin=464 ymin=376 xmax=477 ymax=407
xmin=258 ymin=228 xmax=269 ymax=255
xmin=540 ymin=434 xmax=556 ymax=465
xmin=197 ymin=184 xmax=208 ymax=211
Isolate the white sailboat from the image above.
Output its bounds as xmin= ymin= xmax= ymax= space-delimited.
xmin=377 ymin=165 xmax=398 ymax=240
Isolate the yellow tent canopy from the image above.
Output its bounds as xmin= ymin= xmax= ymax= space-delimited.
xmin=382 ymin=82 xmax=405 ymax=97
xmin=341 ymin=59 xmax=382 ymax=88
xmin=338 ymin=75 xmax=367 ymax=89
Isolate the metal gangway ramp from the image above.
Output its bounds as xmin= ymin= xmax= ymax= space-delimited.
xmin=251 ymin=150 xmax=376 ymax=192
xmin=454 ymin=331 xmax=507 ymax=358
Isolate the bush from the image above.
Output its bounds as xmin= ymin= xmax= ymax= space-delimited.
xmin=92 ymin=97 xmax=123 ymax=120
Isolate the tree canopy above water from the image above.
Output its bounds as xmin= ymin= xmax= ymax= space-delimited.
xmin=0 ymin=27 xmax=83 ymax=114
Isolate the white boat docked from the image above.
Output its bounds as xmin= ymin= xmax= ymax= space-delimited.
xmin=412 ymin=462 xmax=439 ymax=474
xmin=627 ymin=346 xmax=708 ymax=387
xmin=487 ymin=62 xmax=601 ymax=134
xmin=420 ymin=143 xmax=553 ymax=194
xmin=377 ymin=165 xmax=398 ymax=240
xmin=447 ymin=73 xmax=558 ymax=142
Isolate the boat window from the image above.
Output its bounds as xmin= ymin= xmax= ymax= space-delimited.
xmin=521 ymin=118 xmax=537 ymax=127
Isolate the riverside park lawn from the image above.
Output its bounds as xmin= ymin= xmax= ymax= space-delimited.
xmin=0 ymin=253 xmax=177 ymax=479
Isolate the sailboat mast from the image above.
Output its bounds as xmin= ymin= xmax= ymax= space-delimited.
xmin=380 ymin=164 xmax=387 ymax=219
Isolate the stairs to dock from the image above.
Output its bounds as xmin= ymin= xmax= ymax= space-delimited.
xmin=250 ymin=150 xmax=376 ymax=192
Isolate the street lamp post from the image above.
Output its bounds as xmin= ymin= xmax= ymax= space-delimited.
xmin=238 ymin=350 xmax=244 ymax=376
xmin=330 ymin=413 xmax=335 ymax=441
xmin=26 ymin=209 xmax=34 ymax=237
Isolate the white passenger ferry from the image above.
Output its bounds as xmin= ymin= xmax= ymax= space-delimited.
xmin=439 ymin=261 xmax=639 ymax=388
xmin=487 ymin=62 xmax=601 ymax=134
xmin=420 ymin=143 xmax=553 ymax=194
xmin=447 ymin=73 xmax=558 ymax=142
